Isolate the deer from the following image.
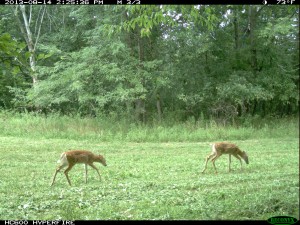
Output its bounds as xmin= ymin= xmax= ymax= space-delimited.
xmin=50 ymin=150 xmax=107 ymax=186
xmin=201 ymin=142 xmax=249 ymax=174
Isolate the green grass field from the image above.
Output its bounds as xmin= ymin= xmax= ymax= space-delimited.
xmin=0 ymin=135 xmax=299 ymax=220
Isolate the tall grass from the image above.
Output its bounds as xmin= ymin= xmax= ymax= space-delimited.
xmin=0 ymin=111 xmax=298 ymax=220
xmin=0 ymin=110 xmax=298 ymax=142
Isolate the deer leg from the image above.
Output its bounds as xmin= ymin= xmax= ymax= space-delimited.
xmin=51 ymin=169 xmax=60 ymax=187
xmin=64 ymin=164 xmax=74 ymax=186
xmin=211 ymin=154 xmax=221 ymax=174
xmin=51 ymin=164 xmax=66 ymax=186
xmin=84 ymin=164 xmax=88 ymax=183
xmin=201 ymin=153 xmax=216 ymax=173
xmin=89 ymin=163 xmax=101 ymax=180
xmin=228 ymin=154 xmax=232 ymax=172
xmin=232 ymin=154 xmax=243 ymax=171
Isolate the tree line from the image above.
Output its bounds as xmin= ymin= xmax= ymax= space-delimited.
xmin=0 ymin=5 xmax=299 ymax=124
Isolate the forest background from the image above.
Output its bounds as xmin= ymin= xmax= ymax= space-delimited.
xmin=0 ymin=5 xmax=298 ymax=127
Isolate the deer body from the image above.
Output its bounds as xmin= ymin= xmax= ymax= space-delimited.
xmin=51 ymin=150 xmax=107 ymax=186
xmin=201 ymin=142 xmax=249 ymax=174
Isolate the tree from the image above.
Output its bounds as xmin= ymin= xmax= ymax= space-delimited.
xmin=14 ymin=5 xmax=46 ymax=86
xmin=0 ymin=5 xmax=298 ymax=121
xmin=0 ymin=32 xmax=27 ymax=109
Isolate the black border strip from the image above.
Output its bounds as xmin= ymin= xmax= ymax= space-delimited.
xmin=2 ymin=0 xmax=300 ymax=5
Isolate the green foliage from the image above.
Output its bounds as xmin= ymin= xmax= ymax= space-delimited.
xmin=0 ymin=112 xmax=298 ymax=142
xmin=0 ymin=135 xmax=298 ymax=220
xmin=216 ymin=72 xmax=274 ymax=105
xmin=0 ymin=5 xmax=298 ymax=121
xmin=0 ymin=32 xmax=29 ymax=109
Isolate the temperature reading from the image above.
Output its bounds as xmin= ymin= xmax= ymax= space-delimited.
xmin=277 ymin=0 xmax=295 ymax=3
xmin=277 ymin=0 xmax=286 ymax=4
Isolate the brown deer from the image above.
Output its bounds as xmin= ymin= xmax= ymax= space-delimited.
xmin=201 ymin=142 xmax=249 ymax=174
xmin=51 ymin=150 xmax=107 ymax=186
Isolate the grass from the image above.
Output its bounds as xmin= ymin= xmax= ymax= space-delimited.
xmin=0 ymin=112 xmax=298 ymax=220
xmin=0 ymin=136 xmax=299 ymax=220
xmin=0 ymin=111 xmax=298 ymax=142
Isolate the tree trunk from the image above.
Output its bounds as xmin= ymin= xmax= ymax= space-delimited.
xmin=233 ymin=7 xmax=239 ymax=50
xmin=248 ymin=5 xmax=258 ymax=75
xmin=135 ymin=99 xmax=146 ymax=123
xmin=15 ymin=5 xmax=46 ymax=87
xmin=136 ymin=35 xmax=147 ymax=123
xmin=233 ymin=6 xmax=240 ymax=68
xmin=156 ymin=93 xmax=162 ymax=123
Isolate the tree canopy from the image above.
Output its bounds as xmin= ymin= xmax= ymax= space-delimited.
xmin=0 ymin=5 xmax=298 ymax=123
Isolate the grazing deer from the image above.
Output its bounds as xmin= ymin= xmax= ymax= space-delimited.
xmin=50 ymin=150 xmax=107 ymax=186
xmin=201 ymin=142 xmax=249 ymax=174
